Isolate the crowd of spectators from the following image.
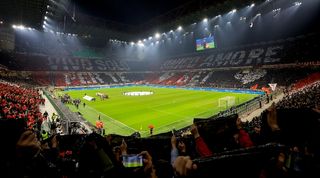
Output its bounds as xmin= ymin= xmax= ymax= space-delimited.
xmin=0 ymin=81 xmax=45 ymax=129
xmin=277 ymin=81 xmax=320 ymax=109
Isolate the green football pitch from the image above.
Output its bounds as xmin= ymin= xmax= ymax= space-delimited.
xmin=63 ymin=86 xmax=259 ymax=137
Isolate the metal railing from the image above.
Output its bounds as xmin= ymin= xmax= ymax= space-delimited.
xmin=43 ymin=90 xmax=94 ymax=134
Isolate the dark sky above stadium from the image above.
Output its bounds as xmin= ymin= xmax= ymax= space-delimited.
xmin=73 ymin=0 xmax=198 ymax=26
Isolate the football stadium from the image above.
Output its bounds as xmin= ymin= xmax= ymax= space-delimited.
xmin=0 ymin=0 xmax=319 ymax=177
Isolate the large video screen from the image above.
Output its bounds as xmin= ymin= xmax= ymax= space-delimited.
xmin=196 ymin=36 xmax=216 ymax=51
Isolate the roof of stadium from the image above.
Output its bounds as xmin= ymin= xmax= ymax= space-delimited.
xmin=1 ymin=0 xmax=319 ymax=43
xmin=0 ymin=0 xmax=256 ymax=37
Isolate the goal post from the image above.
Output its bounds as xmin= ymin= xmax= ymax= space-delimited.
xmin=218 ymin=96 xmax=236 ymax=109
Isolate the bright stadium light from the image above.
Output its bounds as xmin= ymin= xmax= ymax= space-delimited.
xmin=148 ymin=36 xmax=152 ymax=40
xmin=12 ymin=24 xmax=26 ymax=30
xmin=203 ymin=18 xmax=208 ymax=22
xmin=250 ymin=3 xmax=255 ymax=7
xmin=130 ymin=42 xmax=134 ymax=45
xmin=294 ymin=2 xmax=302 ymax=6
xmin=169 ymin=30 xmax=173 ymax=33
xmin=44 ymin=16 xmax=48 ymax=20
xmin=177 ymin=26 xmax=182 ymax=31
xmin=155 ymin=33 xmax=160 ymax=39
xmin=231 ymin=9 xmax=237 ymax=13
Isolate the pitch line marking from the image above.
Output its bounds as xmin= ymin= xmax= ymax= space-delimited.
xmin=86 ymin=105 xmax=137 ymax=132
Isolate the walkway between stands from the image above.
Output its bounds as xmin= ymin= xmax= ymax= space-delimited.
xmin=241 ymin=93 xmax=284 ymax=122
xmin=39 ymin=90 xmax=58 ymax=120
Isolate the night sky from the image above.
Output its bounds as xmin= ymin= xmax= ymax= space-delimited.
xmin=73 ymin=0 xmax=195 ymax=25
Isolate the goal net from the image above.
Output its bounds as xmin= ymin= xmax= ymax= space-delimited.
xmin=218 ymin=96 xmax=236 ymax=109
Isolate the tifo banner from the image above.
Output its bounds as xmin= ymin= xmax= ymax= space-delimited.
xmin=261 ymin=87 xmax=271 ymax=94
xmin=268 ymin=83 xmax=277 ymax=91
xmin=250 ymin=84 xmax=258 ymax=90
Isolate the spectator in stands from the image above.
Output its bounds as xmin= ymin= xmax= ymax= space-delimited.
xmin=173 ymin=156 xmax=197 ymax=177
xmin=259 ymin=152 xmax=288 ymax=178
xmin=171 ymin=134 xmax=188 ymax=166
xmin=233 ymin=117 xmax=254 ymax=148
xmin=190 ymin=124 xmax=213 ymax=157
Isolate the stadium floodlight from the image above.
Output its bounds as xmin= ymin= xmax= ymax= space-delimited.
xmin=130 ymin=42 xmax=134 ymax=45
xmin=44 ymin=16 xmax=48 ymax=20
xmin=155 ymin=33 xmax=160 ymax=39
xmin=12 ymin=24 xmax=26 ymax=30
xmin=203 ymin=18 xmax=208 ymax=22
xmin=294 ymin=2 xmax=302 ymax=6
xmin=227 ymin=21 xmax=231 ymax=24
xmin=47 ymin=5 xmax=50 ymax=8
xmin=177 ymin=26 xmax=182 ymax=31
xmin=230 ymin=9 xmax=237 ymax=13
xmin=169 ymin=30 xmax=173 ymax=33
xmin=143 ymin=39 xmax=146 ymax=42
xmin=148 ymin=36 xmax=152 ymax=40
xmin=0 ymin=21 xmax=3 ymax=24
xmin=250 ymin=3 xmax=255 ymax=7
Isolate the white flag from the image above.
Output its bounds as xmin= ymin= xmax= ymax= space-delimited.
xmin=268 ymin=83 xmax=277 ymax=91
